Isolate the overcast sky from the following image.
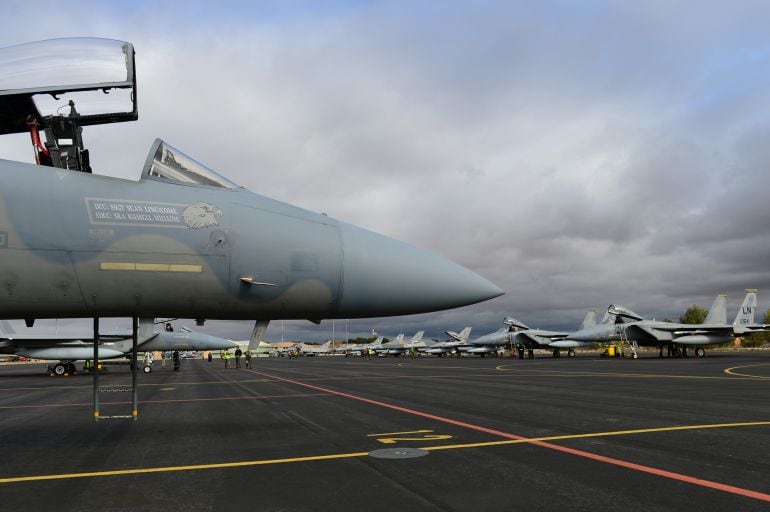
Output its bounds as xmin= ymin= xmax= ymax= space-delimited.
xmin=2 ymin=1 xmax=770 ymax=342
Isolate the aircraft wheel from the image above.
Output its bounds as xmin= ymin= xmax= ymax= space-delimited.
xmin=695 ymin=347 xmax=705 ymax=358
xmin=65 ymin=362 xmax=77 ymax=374
xmin=631 ymin=352 xmax=638 ymax=359
xmin=552 ymin=349 xmax=559 ymax=358
xmin=567 ymin=349 xmax=575 ymax=358
xmin=143 ymin=365 xmax=152 ymax=373
xmin=672 ymin=347 xmax=682 ymax=357
xmin=53 ymin=363 xmax=66 ymax=376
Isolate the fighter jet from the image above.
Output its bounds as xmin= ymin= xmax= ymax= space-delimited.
xmin=423 ymin=327 xmax=472 ymax=356
xmin=567 ymin=291 xmax=761 ymax=358
xmin=0 ymin=38 xmax=502 ymax=333
xmin=298 ymin=340 xmax=334 ymax=356
xmin=376 ymin=331 xmax=436 ymax=356
xmin=0 ymin=319 xmax=236 ymax=375
xmin=466 ymin=312 xmax=599 ymax=358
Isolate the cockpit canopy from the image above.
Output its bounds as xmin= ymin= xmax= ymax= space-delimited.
xmin=142 ymin=139 xmax=240 ymax=190
xmin=0 ymin=37 xmax=137 ymax=135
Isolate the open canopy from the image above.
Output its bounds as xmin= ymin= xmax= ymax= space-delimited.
xmin=0 ymin=37 xmax=137 ymax=135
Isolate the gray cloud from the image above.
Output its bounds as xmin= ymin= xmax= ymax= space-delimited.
xmin=2 ymin=1 xmax=770 ymax=340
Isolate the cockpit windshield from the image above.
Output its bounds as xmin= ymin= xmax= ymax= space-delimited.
xmin=143 ymin=139 xmax=240 ymax=189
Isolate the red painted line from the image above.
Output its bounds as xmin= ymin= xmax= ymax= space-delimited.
xmin=246 ymin=368 xmax=770 ymax=503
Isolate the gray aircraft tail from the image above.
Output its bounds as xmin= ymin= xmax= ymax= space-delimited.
xmin=733 ymin=289 xmax=758 ymax=332
xmin=0 ymin=320 xmax=15 ymax=336
xmin=410 ymin=331 xmax=424 ymax=343
xmin=138 ymin=318 xmax=155 ymax=340
xmin=704 ymin=294 xmax=727 ymax=324
xmin=446 ymin=327 xmax=472 ymax=342
xmin=579 ymin=310 xmax=597 ymax=330
xmin=249 ymin=320 xmax=270 ymax=351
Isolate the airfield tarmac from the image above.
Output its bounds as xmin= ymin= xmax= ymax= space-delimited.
xmin=0 ymin=353 xmax=768 ymax=511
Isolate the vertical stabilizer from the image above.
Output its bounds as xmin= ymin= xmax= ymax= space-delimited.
xmin=410 ymin=331 xmax=424 ymax=343
xmin=733 ymin=290 xmax=758 ymax=331
xmin=249 ymin=320 xmax=270 ymax=351
xmin=579 ymin=310 xmax=597 ymax=330
xmin=457 ymin=327 xmax=472 ymax=341
xmin=0 ymin=320 xmax=15 ymax=336
xmin=138 ymin=318 xmax=155 ymax=341
xmin=705 ymin=294 xmax=728 ymax=325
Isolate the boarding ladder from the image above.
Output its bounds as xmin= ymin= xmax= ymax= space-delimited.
xmin=92 ymin=317 xmax=139 ymax=421
xmin=617 ymin=325 xmax=639 ymax=359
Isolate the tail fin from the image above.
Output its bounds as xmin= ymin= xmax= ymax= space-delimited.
xmin=0 ymin=320 xmax=15 ymax=336
xmin=445 ymin=327 xmax=472 ymax=341
xmin=704 ymin=294 xmax=727 ymax=324
xmin=249 ymin=320 xmax=270 ymax=351
xmin=138 ymin=318 xmax=155 ymax=340
xmin=410 ymin=331 xmax=424 ymax=343
xmin=733 ymin=289 xmax=758 ymax=331
xmin=579 ymin=310 xmax=597 ymax=330
xmin=394 ymin=333 xmax=405 ymax=345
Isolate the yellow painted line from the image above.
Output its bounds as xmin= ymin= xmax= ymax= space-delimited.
xmin=724 ymin=364 xmax=770 ymax=379
xmin=100 ymin=262 xmax=202 ymax=273
xmin=100 ymin=262 xmax=135 ymax=271
xmin=0 ymin=451 xmax=369 ymax=484
xmin=366 ymin=429 xmax=433 ymax=437
xmin=1 ymin=420 xmax=767 ymax=484
xmin=0 ymin=421 xmax=770 ymax=484
xmin=492 ymin=365 xmax=768 ymax=380
xmin=422 ymin=421 xmax=770 ymax=452
xmin=169 ymin=264 xmax=202 ymax=272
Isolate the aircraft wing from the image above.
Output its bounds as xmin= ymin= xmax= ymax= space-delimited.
xmin=0 ymin=334 xmax=129 ymax=345
xmin=513 ymin=332 xmax=555 ymax=348
xmin=633 ymin=323 xmax=734 ymax=338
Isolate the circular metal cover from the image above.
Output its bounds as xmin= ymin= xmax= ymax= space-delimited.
xmin=368 ymin=448 xmax=429 ymax=459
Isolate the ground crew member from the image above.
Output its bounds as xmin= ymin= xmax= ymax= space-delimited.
xmin=172 ymin=350 xmax=180 ymax=371
xmin=234 ymin=347 xmax=242 ymax=368
xmin=207 ymin=351 xmax=213 ymax=363
xmin=528 ymin=348 xmax=534 ymax=359
xmin=368 ymin=347 xmax=373 ymax=359
xmin=244 ymin=349 xmax=252 ymax=369
xmin=222 ymin=349 xmax=231 ymax=368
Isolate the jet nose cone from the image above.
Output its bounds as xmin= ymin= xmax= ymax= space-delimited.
xmin=198 ymin=333 xmax=239 ymax=350
xmin=337 ymin=223 xmax=503 ymax=317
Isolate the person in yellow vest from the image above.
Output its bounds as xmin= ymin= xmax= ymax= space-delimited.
xmin=222 ymin=349 xmax=231 ymax=369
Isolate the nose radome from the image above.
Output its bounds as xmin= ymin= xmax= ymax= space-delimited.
xmin=197 ymin=333 xmax=239 ymax=350
xmin=336 ymin=222 xmax=504 ymax=317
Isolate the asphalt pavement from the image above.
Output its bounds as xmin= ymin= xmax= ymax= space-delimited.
xmin=0 ymin=351 xmax=768 ymax=511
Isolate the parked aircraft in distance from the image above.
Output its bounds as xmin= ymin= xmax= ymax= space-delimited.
xmin=375 ymin=333 xmax=406 ymax=355
xmin=0 ymin=38 xmax=503 ymax=336
xmin=423 ymin=327 xmax=472 ymax=355
xmin=373 ymin=331 xmax=433 ymax=356
xmin=298 ymin=340 xmax=334 ymax=356
xmin=567 ymin=291 xmax=762 ymax=357
xmin=505 ymin=311 xmax=599 ymax=357
xmin=0 ymin=319 xmax=236 ymax=375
